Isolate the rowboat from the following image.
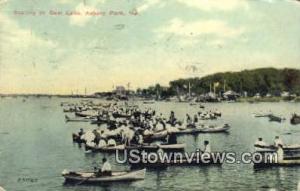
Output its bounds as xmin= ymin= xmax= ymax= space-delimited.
xmin=268 ymin=114 xmax=285 ymax=122
xmin=253 ymin=113 xmax=272 ymax=118
xmin=90 ymin=118 xmax=110 ymax=125
xmin=172 ymin=128 xmax=202 ymax=135
xmin=112 ymin=113 xmax=131 ymax=119
xmin=62 ymin=168 xmax=146 ymax=184
xmin=253 ymin=153 xmax=300 ymax=168
xmin=143 ymin=130 xmax=168 ymax=143
xmin=254 ymin=144 xmax=300 ymax=153
xmin=171 ymin=124 xmax=230 ymax=135
xmin=65 ymin=115 xmax=92 ymax=122
xmin=85 ymin=144 xmax=125 ymax=152
xmin=75 ymin=111 xmax=97 ymax=117
xmin=125 ymin=143 xmax=185 ymax=151
xmin=198 ymin=124 xmax=230 ymax=133
xmin=291 ymin=114 xmax=300 ymax=125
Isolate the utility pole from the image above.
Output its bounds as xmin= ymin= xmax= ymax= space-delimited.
xmin=188 ymin=81 xmax=191 ymax=97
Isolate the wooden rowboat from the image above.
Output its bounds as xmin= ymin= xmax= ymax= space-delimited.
xmin=198 ymin=124 xmax=230 ymax=133
xmin=254 ymin=144 xmax=300 ymax=152
xmin=62 ymin=168 xmax=146 ymax=184
xmin=125 ymin=143 xmax=185 ymax=151
xmin=143 ymin=130 xmax=168 ymax=143
xmin=85 ymin=144 xmax=125 ymax=152
xmin=173 ymin=124 xmax=230 ymax=134
xmin=253 ymin=153 xmax=300 ymax=168
xmin=65 ymin=115 xmax=92 ymax=122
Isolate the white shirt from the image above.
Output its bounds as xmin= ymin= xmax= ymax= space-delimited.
xmin=277 ymin=147 xmax=284 ymax=162
xmin=99 ymin=139 xmax=107 ymax=148
xmin=254 ymin=140 xmax=268 ymax=147
xmin=274 ymin=138 xmax=283 ymax=147
xmin=107 ymin=139 xmax=116 ymax=146
xmin=101 ymin=161 xmax=111 ymax=172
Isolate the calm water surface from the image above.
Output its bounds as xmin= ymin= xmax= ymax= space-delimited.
xmin=0 ymin=97 xmax=299 ymax=191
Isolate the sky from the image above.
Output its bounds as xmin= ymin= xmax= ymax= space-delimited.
xmin=0 ymin=0 xmax=300 ymax=94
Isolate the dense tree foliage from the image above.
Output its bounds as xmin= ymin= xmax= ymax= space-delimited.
xmin=141 ymin=68 xmax=300 ymax=97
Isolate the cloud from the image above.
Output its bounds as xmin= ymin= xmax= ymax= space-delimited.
xmin=68 ymin=0 xmax=106 ymax=26
xmin=137 ymin=0 xmax=165 ymax=13
xmin=69 ymin=2 xmax=98 ymax=26
xmin=0 ymin=13 xmax=56 ymax=49
xmin=176 ymin=0 xmax=249 ymax=11
xmin=156 ymin=18 xmax=244 ymax=39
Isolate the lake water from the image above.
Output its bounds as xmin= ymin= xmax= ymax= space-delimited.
xmin=0 ymin=97 xmax=299 ymax=191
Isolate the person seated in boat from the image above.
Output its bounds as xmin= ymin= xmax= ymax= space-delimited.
xmin=97 ymin=158 xmax=112 ymax=176
xmin=143 ymin=127 xmax=153 ymax=136
xmin=167 ymin=133 xmax=177 ymax=144
xmin=193 ymin=114 xmax=198 ymax=124
xmin=203 ymin=140 xmax=211 ymax=153
xmin=254 ymin=138 xmax=269 ymax=150
xmin=107 ymin=138 xmax=117 ymax=146
xmin=78 ymin=128 xmax=84 ymax=137
xmin=274 ymin=136 xmax=284 ymax=147
xmin=93 ymin=129 xmax=101 ymax=145
xmin=186 ymin=114 xmax=192 ymax=125
xmin=169 ymin=111 xmax=177 ymax=126
xmin=138 ymin=133 xmax=144 ymax=145
xmin=276 ymin=144 xmax=284 ymax=163
xmin=98 ymin=138 xmax=107 ymax=148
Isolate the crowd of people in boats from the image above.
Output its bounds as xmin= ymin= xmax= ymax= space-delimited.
xmin=67 ymin=101 xmax=229 ymax=153
xmin=60 ymin=100 xmax=299 ymax=185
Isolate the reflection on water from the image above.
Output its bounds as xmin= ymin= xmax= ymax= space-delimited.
xmin=0 ymin=97 xmax=299 ymax=191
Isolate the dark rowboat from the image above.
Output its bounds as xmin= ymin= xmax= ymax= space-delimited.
xmin=290 ymin=114 xmax=300 ymax=125
xmin=268 ymin=114 xmax=285 ymax=123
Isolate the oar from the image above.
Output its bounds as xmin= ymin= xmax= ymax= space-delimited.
xmin=75 ymin=175 xmax=92 ymax=186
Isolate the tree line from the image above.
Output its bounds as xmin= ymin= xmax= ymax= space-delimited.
xmin=137 ymin=68 xmax=300 ymax=98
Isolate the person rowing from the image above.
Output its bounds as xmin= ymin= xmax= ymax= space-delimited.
xmin=254 ymin=137 xmax=269 ymax=151
xmin=186 ymin=114 xmax=192 ymax=126
xmin=96 ymin=158 xmax=112 ymax=176
xmin=168 ymin=111 xmax=177 ymax=126
xmin=274 ymin=136 xmax=284 ymax=147
xmin=78 ymin=128 xmax=84 ymax=137
xmin=193 ymin=114 xmax=198 ymax=124
xmin=93 ymin=129 xmax=101 ymax=145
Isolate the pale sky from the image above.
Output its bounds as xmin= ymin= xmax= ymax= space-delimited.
xmin=0 ymin=0 xmax=300 ymax=94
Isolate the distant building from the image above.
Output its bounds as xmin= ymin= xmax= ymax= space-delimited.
xmin=281 ymin=91 xmax=290 ymax=97
xmin=254 ymin=93 xmax=261 ymax=99
xmin=266 ymin=93 xmax=272 ymax=97
xmin=223 ymin=90 xmax=240 ymax=100
xmin=115 ymin=86 xmax=126 ymax=96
